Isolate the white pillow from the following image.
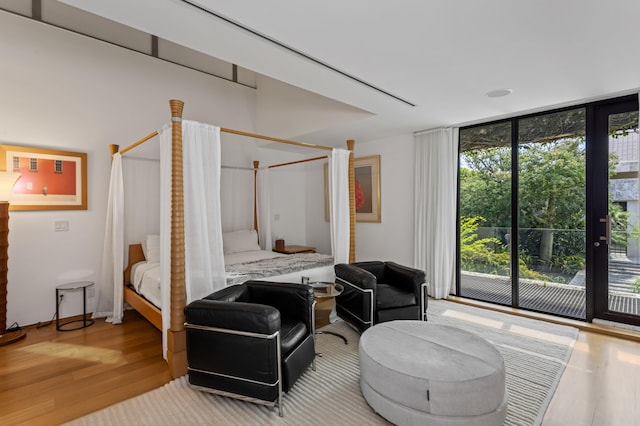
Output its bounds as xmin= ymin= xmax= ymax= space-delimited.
xmin=143 ymin=234 xmax=160 ymax=262
xmin=223 ymin=229 xmax=260 ymax=254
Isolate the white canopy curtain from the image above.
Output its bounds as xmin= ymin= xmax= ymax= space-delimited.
xmin=329 ymin=148 xmax=351 ymax=264
xmin=256 ymin=168 xmax=271 ymax=250
xmin=96 ymin=121 xmax=225 ymax=359
xmin=414 ymin=128 xmax=459 ymax=299
xmin=94 ymin=152 xmax=124 ymax=323
xmin=122 ymin=157 xmax=161 ymax=245
xmin=159 ymin=121 xmax=226 ymax=359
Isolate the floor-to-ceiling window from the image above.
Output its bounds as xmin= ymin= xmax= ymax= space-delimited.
xmin=516 ymin=109 xmax=586 ymax=317
xmin=457 ymin=94 xmax=640 ymax=326
xmin=458 ymin=121 xmax=513 ymax=305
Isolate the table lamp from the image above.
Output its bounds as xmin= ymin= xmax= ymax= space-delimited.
xmin=0 ymin=172 xmax=24 ymax=347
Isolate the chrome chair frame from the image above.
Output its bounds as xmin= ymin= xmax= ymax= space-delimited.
xmin=184 ymin=323 xmax=285 ymax=416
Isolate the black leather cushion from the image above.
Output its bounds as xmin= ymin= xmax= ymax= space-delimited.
xmin=385 ymin=261 xmax=427 ymax=296
xmin=376 ymin=283 xmax=416 ymax=310
xmin=352 ymin=261 xmax=386 ymax=281
xmin=184 ymin=299 xmax=280 ymax=335
xmin=281 ymin=334 xmax=315 ymax=392
xmin=335 ymin=263 xmax=377 ymax=290
xmin=245 ymin=281 xmax=314 ymax=325
xmin=280 ymin=318 xmax=308 ymax=356
xmin=202 ymin=284 xmax=251 ymax=303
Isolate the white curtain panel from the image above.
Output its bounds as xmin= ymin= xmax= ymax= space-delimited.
xmin=122 ymin=157 xmax=160 ymax=248
xmin=257 ymin=168 xmax=272 ymax=250
xmin=94 ymin=152 xmax=124 ymax=323
xmin=329 ymin=148 xmax=351 ymax=264
xmin=159 ymin=124 xmax=172 ymax=359
xmin=159 ymin=121 xmax=226 ymax=359
xmin=414 ymin=128 xmax=459 ymax=299
xmin=182 ymin=121 xmax=226 ymax=300
xmin=220 ymin=168 xmax=254 ymax=231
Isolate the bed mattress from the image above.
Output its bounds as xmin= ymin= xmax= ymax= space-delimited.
xmin=130 ymin=260 xmax=162 ymax=308
xmin=128 ymin=250 xmax=335 ymax=308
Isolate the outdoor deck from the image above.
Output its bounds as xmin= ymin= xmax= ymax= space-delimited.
xmin=460 ymin=269 xmax=640 ymax=319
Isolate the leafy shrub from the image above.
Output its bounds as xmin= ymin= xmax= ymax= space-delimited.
xmin=460 ymin=216 xmax=551 ymax=281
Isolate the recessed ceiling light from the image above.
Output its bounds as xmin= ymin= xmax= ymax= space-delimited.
xmin=486 ymin=88 xmax=513 ymax=98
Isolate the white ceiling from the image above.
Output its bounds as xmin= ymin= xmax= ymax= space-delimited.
xmin=60 ymin=0 xmax=640 ymax=146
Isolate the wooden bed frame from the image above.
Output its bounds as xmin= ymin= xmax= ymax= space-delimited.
xmin=111 ymin=100 xmax=357 ymax=378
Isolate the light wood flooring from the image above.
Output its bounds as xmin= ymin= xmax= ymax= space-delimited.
xmin=0 ymin=305 xmax=638 ymax=425
xmin=0 ymin=310 xmax=171 ymax=426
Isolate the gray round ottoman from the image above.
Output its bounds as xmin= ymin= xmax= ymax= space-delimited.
xmin=359 ymin=321 xmax=507 ymax=426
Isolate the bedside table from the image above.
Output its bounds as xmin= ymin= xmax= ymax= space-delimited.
xmin=273 ymin=245 xmax=316 ymax=254
xmin=56 ymin=281 xmax=95 ymax=331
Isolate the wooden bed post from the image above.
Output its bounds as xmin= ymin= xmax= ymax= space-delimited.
xmin=253 ymin=160 xmax=259 ymax=237
xmin=347 ymin=140 xmax=356 ymax=263
xmin=168 ymin=99 xmax=188 ymax=378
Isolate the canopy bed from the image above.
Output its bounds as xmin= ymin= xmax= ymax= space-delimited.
xmin=123 ymin=230 xmax=336 ymax=330
xmin=96 ymin=100 xmax=356 ymax=378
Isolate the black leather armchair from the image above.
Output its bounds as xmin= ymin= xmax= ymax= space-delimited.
xmin=334 ymin=261 xmax=427 ymax=332
xmin=184 ymin=280 xmax=316 ymax=416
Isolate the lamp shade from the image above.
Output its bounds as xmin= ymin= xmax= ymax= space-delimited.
xmin=0 ymin=172 xmax=21 ymax=202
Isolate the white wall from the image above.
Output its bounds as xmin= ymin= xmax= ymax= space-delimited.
xmin=304 ymin=158 xmax=332 ymax=254
xmin=0 ymin=12 xmax=257 ymax=327
xmin=252 ymin=148 xmax=309 ymax=250
xmin=0 ymin=10 xmax=414 ymax=328
xmin=353 ymin=134 xmax=416 ymax=266
xmin=255 ymin=75 xmax=372 ymax=140
xmin=301 ymin=134 xmax=418 ymax=264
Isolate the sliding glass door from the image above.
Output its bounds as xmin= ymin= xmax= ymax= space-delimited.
xmin=458 ymin=108 xmax=587 ymax=319
xmin=458 ymin=94 xmax=640 ymax=326
xmin=516 ymin=109 xmax=586 ymax=318
xmin=458 ymin=121 xmax=513 ymax=305
xmin=590 ymin=98 xmax=640 ymax=326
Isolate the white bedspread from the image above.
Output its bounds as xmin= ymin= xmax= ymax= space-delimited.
xmin=128 ymin=250 xmax=335 ymax=309
xmin=224 ymin=250 xmax=285 ymax=265
xmin=131 ymin=260 xmax=162 ymax=308
xmin=225 ymin=251 xmax=334 ymax=286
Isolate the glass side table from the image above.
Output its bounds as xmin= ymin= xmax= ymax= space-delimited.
xmin=56 ymin=281 xmax=95 ymax=331
xmin=310 ymin=282 xmax=348 ymax=346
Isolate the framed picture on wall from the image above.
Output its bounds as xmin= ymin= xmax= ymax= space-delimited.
xmin=0 ymin=144 xmax=87 ymax=211
xmin=324 ymin=154 xmax=381 ymax=223
xmin=353 ymin=155 xmax=381 ymax=222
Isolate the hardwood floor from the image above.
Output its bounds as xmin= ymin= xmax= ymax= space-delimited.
xmin=0 ymin=310 xmax=171 ymax=426
xmin=1 ymin=305 xmax=638 ymax=425
xmin=544 ymin=331 xmax=640 ymax=426
xmin=452 ymin=298 xmax=640 ymax=426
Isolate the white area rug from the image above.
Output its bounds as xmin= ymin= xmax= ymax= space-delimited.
xmin=427 ymin=301 xmax=578 ymax=426
xmin=66 ymin=300 xmax=577 ymax=426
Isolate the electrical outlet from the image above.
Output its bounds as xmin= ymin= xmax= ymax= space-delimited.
xmin=54 ymin=220 xmax=69 ymax=232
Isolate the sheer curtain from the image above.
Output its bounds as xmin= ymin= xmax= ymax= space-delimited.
xmin=329 ymin=148 xmax=350 ymax=264
xmin=414 ymin=128 xmax=459 ymax=299
xmin=257 ymin=168 xmax=272 ymax=250
xmin=94 ymin=152 xmax=124 ymax=322
xmin=122 ymin=157 xmax=160 ymax=247
xmin=159 ymin=120 xmax=226 ymax=359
